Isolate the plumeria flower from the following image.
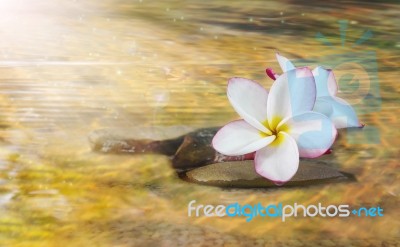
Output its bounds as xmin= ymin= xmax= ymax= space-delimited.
xmin=267 ymin=53 xmax=363 ymax=129
xmin=212 ymin=68 xmax=337 ymax=183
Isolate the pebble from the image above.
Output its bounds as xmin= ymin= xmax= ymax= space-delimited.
xmin=89 ymin=126 xmax=250 ymax=170
xmin=88 ymin=126 xmax=194 ymax=155
xmin=172 ymin=127 xmax=252 ymax=170
xmin=89 ymin=126 xmax=355 ymax=188
xmin=181 ymin=160 xmax=354 ymax=188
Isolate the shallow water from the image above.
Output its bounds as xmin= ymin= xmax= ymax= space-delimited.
xmin=0 ymin=0 xmax=399 ymax=246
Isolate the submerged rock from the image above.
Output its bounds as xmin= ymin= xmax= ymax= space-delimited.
xmin=180 ymin=160 xmax=354 ymax=188
xmin=88 ymin=126 xmax=194 ymax=156
xmin=171 ymin=127 xmax=254 ymax=170
xmin=88 ymin=126 xmax=355 ymax=188
xmin=88 ymin=126 xmax=251 ymax=169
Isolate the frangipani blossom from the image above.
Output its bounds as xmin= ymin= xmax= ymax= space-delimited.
xmin=212 ymin=68 xmax=337 ymax=183
xmin=271 ymin=53 xmax=363 ymax=129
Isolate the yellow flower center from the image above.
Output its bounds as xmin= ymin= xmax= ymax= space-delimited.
xmin=259 ymin=116 xmax=290 ymax=146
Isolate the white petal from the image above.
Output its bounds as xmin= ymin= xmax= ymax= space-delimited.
xmin=254 ymin=132 xmax=299 ymax=183
xmin=312 ymin=66 xmax=338 ymax=97
xmin=314 ymin=96 xmax=362 ymax=129
xmin=212 ymin=120 xmax=276 ymax=156
xmin=276 ymin=53 xmax=296 ymax=72
xmin=284 ymin=111 xmax=337 ymax=158
xmin=227 ymin=77 xmax=270 ymax=133
xmin=267 ymin=68 xmax=316 ymax=125
xmin=313 ymin=98 xmax=333 ymax=117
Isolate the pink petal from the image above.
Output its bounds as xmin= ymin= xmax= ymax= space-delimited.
xmin=212 ymin=120 xmax=276 ymax=156
xmin=265 ymin=68 xmax=278 ymax=80
xmin=227 ymin=77 xmax=271 ymax=134
xmin=254 ymin=132 xmax=299 ymax=183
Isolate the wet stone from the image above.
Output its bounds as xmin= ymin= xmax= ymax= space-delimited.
xmin=171 ymin=127 xmax=253 ymax=170
xmin=88 ymin=126 xmax=355 ymax=187
xmin=88 ymin=126 xmax=194 ymax=156
xmin=180 ymin=160 xmax=355 ymax=188
xmin=89 ymin=126 xmax=251 ymax=170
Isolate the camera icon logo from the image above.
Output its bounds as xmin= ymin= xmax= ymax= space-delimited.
xmin=291 ymin=20 xmax=381 ymax=144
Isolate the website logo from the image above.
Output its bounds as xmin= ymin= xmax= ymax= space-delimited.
xmin=188 ymin=200 xmax=384 ymax=222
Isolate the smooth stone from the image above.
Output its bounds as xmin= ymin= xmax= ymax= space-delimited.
xmin=180 ymin=160 xmax=355 ymax=188
xmin=88 ymin=126 xmax=194 ymax=155
xmin=172 ymin=127 xmax=253 ymax=170
xmin=88 ymin=126 xmax=250 ymax=169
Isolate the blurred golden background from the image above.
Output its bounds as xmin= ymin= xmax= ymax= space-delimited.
xmin=0 ymin=0 xmax=398 ymax=246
